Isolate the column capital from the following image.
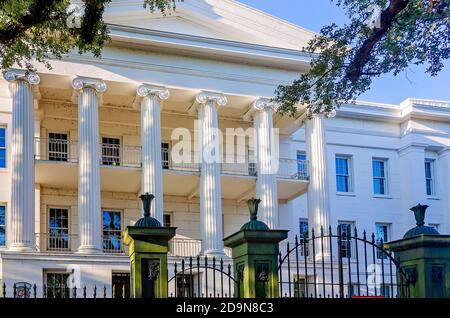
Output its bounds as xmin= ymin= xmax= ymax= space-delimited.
xmin=3 ymin=69 xmax=40 ymax=86
xmin=196 ymin=91 xmax=227 ymax=107
xmin=72 ymin=77 xmax=107 ymax=94
xmin=137 ymin=84 xmax=170 ymax=100
xmin=254 ymin=97 xmax=279 ymax=112
xmin=306 ymin=107 xmax=336 ymax=119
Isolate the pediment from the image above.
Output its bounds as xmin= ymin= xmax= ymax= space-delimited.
xmin=105 ymin=0 xmax=316 ymax=50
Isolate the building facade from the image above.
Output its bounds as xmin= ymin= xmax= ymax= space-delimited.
xmin=0 ymin=0 xmax=449 ymax=297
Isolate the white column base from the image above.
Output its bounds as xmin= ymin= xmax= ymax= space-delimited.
xmin=76 ymin=246 xmax=102 ymax=254
xmin=7 ymin=243 xmax=36 ymax=253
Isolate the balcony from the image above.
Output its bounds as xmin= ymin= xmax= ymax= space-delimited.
xmin=34 ymin=138 xmax=309 ymax=201
xmin=168 ymin=238 xmax=232 ymax=258
xmin=35 ymin=233 xmax=128 ymax=254
xmin=34 ymin=233 xmax=231 ymax=258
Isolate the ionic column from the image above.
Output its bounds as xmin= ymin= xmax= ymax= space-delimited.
xmin=253 ymin=98 xmax=279 ymax=229
xmin=196 ymin=92 xmax=227 ymax=256
xmin=136 ymin=85 xmax=169 ymax=223
xmin=4 ymin=69 xmax=40 ymax=251
xmin=72 ymin=77 xmax=106 ymax=254
xmin=305 ymin=113 xmax=332 ymax=255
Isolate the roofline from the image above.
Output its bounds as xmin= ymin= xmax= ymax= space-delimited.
xmin=335 ymin=98 xmax=450 ymax=123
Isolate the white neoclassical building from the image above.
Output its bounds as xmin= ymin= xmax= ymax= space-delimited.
xmin=0 ymin=0 xmax=449 ymax=297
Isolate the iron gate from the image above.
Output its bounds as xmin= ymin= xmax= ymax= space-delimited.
xmin=168 ymin=256 xmax=238 ymax=298
xmin=278 ymin=225 xmax=410 ymax=298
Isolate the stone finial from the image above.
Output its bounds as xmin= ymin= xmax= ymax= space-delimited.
xmin=240 ymin=198 xmax=269 ymax=231
xmin=135 ymin=193 xmax=161 ymax=228
xmin=410 ymin=203 xmax=428 ymax=226
xmin=403 ymin=203 xmax=439 ymax=239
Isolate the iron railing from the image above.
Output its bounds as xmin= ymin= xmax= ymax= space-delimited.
xmin=35 ymin=233 xmax=126 ymax=254
xmin=34 ymin=138 xmax=141 ymax=168
xmin=35 ymin=233 xmax=76 ymax=252
xmin=1 ymin=283 xmax=122 ymax=299
xmin=169 ymin=256 xmax=237 ymax=298
xmin=278 ymin=226 xmax=410 ymax=298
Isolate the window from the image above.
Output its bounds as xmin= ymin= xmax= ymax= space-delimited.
xmin=373 ymin=159 xmax=387 ymax=195
xmin=161 ymin=142 xmax=170 ymax=169
xmin=45 ymin=272 xmax=70 ymax=298
xmin=335 ymin=156 xmax=352 ymax=192
xmin=48 ymin=208 xmax=69 ymax=251
xmin=176 ymin=274 xmax=194 ymax=297
xmin=293 ymin=275 xmax=307 ymax=298
xmin=48 ymin=133 xmax=68 ymax=161
xmin=375 ymin=223 xmax=390 ymax=259
xmin=0 ymin=205 xmax=5 ymax=246
xmin=163 ymin=213 xmax=172 ymax=228
xmin=299 ymin=219 xmax=309 ymax=256
xmin=297 ymin=151 xmax=307 ymax=179
xmin=0 ymin=127 xmax=6 ymax=168
xmin=248 ymin=148 xmax=256 ymax=176
xmin=112 ymin=272 xmax=130 ymax=298
xmin=339 ymin=222 xmax=354 ymax=258
xmin=425 ymin=159 xmax=436 ymax=196
xmin=103 ymin=210 xmax=122 ymax=253
xmin=102 ymin=137 xmax=121 ymax=166
xmin=299 ymin=219 xmax=308 ymax=238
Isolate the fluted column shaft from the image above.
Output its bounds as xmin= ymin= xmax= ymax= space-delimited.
xmin=72 ymin=77 xmax=106 ymax=254
xmin=4 ymin=70 xmax=40 ymax=251
xmin=197 ymin=92 xmax=227 ymax=256
xmin=253 ymin=98 xmax=279 ymax=229
xmin=305 ymin=115 xmax=331 ymax=255
xmin=137 ymin=85 xmax=169 ymax=223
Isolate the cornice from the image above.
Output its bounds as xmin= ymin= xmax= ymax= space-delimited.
xmin=107 ymin=24 xmax=312 ymax=71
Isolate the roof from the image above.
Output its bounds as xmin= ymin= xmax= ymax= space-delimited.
xmin=104 ymin=0 xmax=316 ymax=50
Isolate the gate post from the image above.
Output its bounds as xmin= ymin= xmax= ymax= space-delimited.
xmin=386 ymin=204 xmax=450 ymax=298
xmin=223 ymin=199 xmax=288 ymax=298
xmin=122 ymin=193 xmax=176 ymax=298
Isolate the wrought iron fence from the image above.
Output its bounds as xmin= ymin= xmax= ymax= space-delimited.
xmin=168 ymin=256 xmax=237 ymax=298
xmin=1 ymin=283 xmax=113 ymax=299
xmin=278 ymin=225 xmax=410 ymax=298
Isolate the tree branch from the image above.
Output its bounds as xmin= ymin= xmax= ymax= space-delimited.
xmin=346 ymin=0 xmax=411 ymax=81
xmin=0 ymin=0 xmax=61 ymax=45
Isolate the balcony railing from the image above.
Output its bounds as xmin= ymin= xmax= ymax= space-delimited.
xmin=278 ymin=158 xmax=309 ymax=181
xmin=35 ymin=233 xmax=75 ymax=252
xmin=169 ymin=238 xmax=232 ymax=258
xmin=102 ymin=235 xmax=125 ymax=254
xmin=34 ymin=138 xmax=309 ymax=179
xmin=35 ymin=233 xmax=127 ymax=254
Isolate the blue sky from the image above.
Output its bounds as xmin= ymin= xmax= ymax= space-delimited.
xmin=239 ymin=0 xmax=450 ymax=105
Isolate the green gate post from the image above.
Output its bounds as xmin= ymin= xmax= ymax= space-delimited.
xmin=223 ymin=199 xmax=288 ymax=298
xmin=122 ymin=193 xmax=176 ymax=298
xmin=386 ymin=204 xmax=450 ymax=298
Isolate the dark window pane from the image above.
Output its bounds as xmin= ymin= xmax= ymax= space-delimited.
xmin=0 ymin=227 xmax=5 ymax=246
xmin=0 ymin=149 xmax=6 ymax=168
xmin=0 ymin=128 xmax=5 ymax=147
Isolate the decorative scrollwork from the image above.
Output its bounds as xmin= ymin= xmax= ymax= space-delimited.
xmin=137 ymin=84 xmax=170 ymax=100
xmin=3 ymin=69 xmax=40 ymax=85
xmin=236 ymin=264 xmax=244 ymax=282
xmin=148 ymin=261 xmax=160 ymax=280
xmin=72 ymin=77 xmax=107 ymax=94
xmin=256 ymin=263 xmax=269 ymax=282
xmin=196 ymin=92 xmax=227 ymax=107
